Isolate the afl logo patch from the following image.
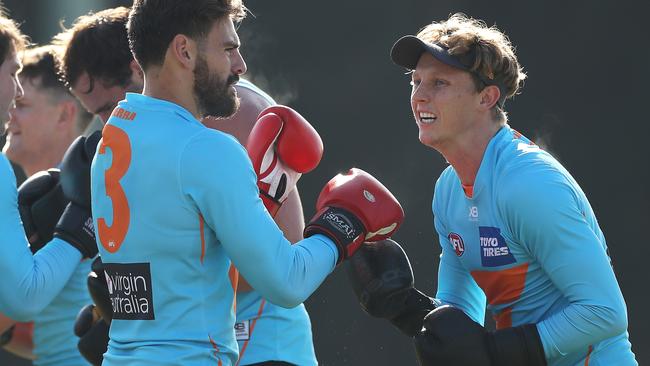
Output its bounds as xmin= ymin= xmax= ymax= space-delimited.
xmin=448 ymin=232 xmax=465 ymax=257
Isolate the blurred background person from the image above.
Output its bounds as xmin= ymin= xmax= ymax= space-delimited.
xmin=3 ymin=45 xmax=93 ymax=176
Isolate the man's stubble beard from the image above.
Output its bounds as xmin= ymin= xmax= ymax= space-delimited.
xmin=193 ymin=55 xmax=239 ymax=119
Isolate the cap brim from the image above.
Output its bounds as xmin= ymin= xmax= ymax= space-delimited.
xmin=390 ymin=35 xmax=469 ymax=71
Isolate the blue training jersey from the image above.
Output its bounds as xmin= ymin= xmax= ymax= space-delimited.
xmin=0 ymin=153 xmax=88 ymax=364
xmin=91 ymin=93 xmax=337 ymax=366
xmin=0 ymin=153 xmax=83 ymax=320
xmin=432 ymin=126 xmax=636 ymax=366
xmin=234 ymin=79 xmax=317 ymax=366
xmin=32 ymin=259 xmax=91 ymax=366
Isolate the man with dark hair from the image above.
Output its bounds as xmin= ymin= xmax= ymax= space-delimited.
xmin=0 ymin=6 xmax=99 ymax=358
xmin=57 ymin=7 xmax=320 ymax=365
xmin=56 ymin=6 xmax=143 ymax=123
xmin=91 ymin=0 xmax=403 ymax=364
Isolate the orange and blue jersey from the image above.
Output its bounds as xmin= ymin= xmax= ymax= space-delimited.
xmin=91 ymin=93 xmax=337 ymax=366
xmin=432 ymin=126 xmax=636 ymax=366
xmin=0 ymin=153 xmax=90 ymax=365
xmin=234 ymin=79 xmax=317 ymax=366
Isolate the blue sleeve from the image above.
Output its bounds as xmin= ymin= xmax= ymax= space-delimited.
xmin=500 ymin=171 xmax=628 ymax=360
xmin=180 ymin=131 xmax=338 ymax=308
xmin=0 ymin=155 xmax=82 ymax=320
xmin=434 ymin=215 xmax=487 ymax=325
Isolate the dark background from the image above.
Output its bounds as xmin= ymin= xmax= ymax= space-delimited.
xmin=2 ymin=0 xmax=648 ymax=365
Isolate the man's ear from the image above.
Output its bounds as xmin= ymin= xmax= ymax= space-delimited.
xmin=129 ymin=59 xmax=144 ymax=85
xmin=56 ymin=100 xmax=77 ymax=129
xmin=169 ymin=34 xmax=197 ymax=69
xmin=479 ymin=85 xmax=501 ymax=110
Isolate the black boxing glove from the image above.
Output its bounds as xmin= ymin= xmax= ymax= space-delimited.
xmin=17 ymin=169 xmax=68 ymax=253
xmin=74 ymin=304 xmax=109 ymax=366
xmin=347 ymin=239 xmax=438 ymax=336
xmin=87 ymin=257 xmax=113 ymax=323
xmin=415 ymin=305 xmax=546 ymax=366
xmin=54 ymin=132 xmax=101 ymax=258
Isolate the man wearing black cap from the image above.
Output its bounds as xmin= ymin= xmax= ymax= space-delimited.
xmin=348 ymin=13 xmax=637 ymax=366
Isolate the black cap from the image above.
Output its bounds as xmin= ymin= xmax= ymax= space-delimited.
xmin=391 ymin=35 xmax=471 ymax=71
xmin=390 ymin=35 xmax=507 ymax=107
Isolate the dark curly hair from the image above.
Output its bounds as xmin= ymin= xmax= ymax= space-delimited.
xmin=128 ymin=0 xmax=246 ymax=70
xmin=55 ymin=7 xmax=132 ymax=92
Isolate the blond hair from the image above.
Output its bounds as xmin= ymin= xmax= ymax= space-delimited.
xmin=418 ymin=14 xmax=526 ymax=118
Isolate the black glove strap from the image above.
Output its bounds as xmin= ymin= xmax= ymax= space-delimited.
xmin=487 ymin=324 xmax=547 ymax=366
xmin=55 ymin=203 xmax=97 ymax=258
xmin=304 ymin=206 xmax=366 ymax=263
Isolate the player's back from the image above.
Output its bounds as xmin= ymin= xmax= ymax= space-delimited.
xmin=91 ymin=93 xmax=239 ymax=365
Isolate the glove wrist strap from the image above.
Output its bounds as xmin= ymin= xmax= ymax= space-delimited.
xmin=304 ymin=206 xmax=366 ymax=263
xmin=487 ymin=324 xmax=547 ymax=366
xmin=54 ymin=203 xmax=97 ymax=258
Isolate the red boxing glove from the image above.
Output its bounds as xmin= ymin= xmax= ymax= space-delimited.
xmin=304 ymin=168 xmax=404 ymax=263
xmin=247 ymin=105 xmax=323 ymax=217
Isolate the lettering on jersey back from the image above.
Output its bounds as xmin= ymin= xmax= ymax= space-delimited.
xmin=104 ymin=262 xmax=155 ymax=320
xmin=111 ymin=107 xmax=137 ymax=121
xmin=512 ymin=129 xmax=536 ymax=146
xmin=479 ymin=226 xmax=516 ymax=267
